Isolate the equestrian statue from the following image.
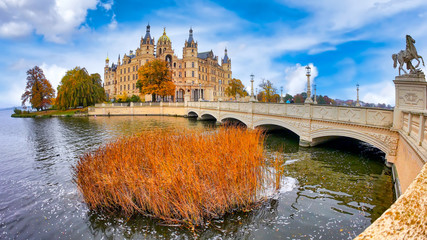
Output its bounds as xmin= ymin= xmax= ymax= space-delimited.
xmin=392 ymin=35 xmax=424 ymax=75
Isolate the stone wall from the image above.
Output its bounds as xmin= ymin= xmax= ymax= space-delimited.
xmin=355 ymin=163 xmax=427 ymax=239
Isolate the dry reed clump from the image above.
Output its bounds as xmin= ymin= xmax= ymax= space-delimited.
xmin=73 ymin=127 xmax=267 ymax=226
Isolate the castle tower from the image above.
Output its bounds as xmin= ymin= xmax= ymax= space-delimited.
xmin=221 ymin=48 xmax=231 ymax=71
xmin=139 ymin=24 xmax=155 ymax=59
xmin=156 ymin=28 xmax=174 ymax=63
xmin=183 ymin=28 xmax=198 ymax=85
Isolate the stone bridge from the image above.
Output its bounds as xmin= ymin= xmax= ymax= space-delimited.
xmin=186 ymin=101 xmax=398 ymax=162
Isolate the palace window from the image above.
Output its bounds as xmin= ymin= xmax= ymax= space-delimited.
xmin=121 ymin=69 xmax=122 ymax=74
xmin=184 ymin=63 xmax=186 ymax=68
xmin=120 ymin=77 xmax=122 ymax=82
xmin=192 ymin=62 xmax=194 ymax=68
xmin=120 ymin=85 xmax=122 ymax=91
xmin=128 ymin=76 xmax=130 ymax=81
xmin=179 ymin=72 xmax=182 ymax=77
xmin=184 ymin=71 xmax=186 ymax=77
xmin=174 ymin=63 xmax=176 ymax=68
xmin=128 ymin=67 xmax=130 ymax=72
xmin=192 ymin=71 xmax=194 ymax=77
xmin=179 ymin=64 xmax=181 ymax=69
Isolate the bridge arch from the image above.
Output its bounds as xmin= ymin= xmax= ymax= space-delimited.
xmin=187 ymin=110 xmax=199 ymax=118
xmin=311 ymin=129 xmax=390 ymax=155
xmin=218 ymin=114 xmax=249 ymax=127
xmin=253 ymin=119 xmax=303 ymax=137
xmin=200 ymin=112 xmax=217 ymax=121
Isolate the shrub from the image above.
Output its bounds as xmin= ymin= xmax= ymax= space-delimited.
xmin=13 ymin=108 xmax=22 ymax=114
xmin=74 ymin=127 xmax=268 ymax=226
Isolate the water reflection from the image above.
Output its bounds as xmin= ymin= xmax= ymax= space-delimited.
xmin=0 ymin=112 xmax=393 ymax=239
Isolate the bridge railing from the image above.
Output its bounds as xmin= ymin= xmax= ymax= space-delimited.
xmin=188 ymin=101 xmax=393 ymax=128
xmin=402 ymin=110 xmax=427 ymax=147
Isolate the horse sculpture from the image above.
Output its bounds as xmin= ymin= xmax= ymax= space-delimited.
xmin=392 ymin=35 xmax=425 ymax=75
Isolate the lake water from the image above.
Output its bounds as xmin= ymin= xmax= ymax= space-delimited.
xmin=0 ymin=109 xmax=394 ymax=239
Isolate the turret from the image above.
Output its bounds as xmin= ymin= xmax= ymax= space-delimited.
xmin=105 ymin=54 xmax=109 ymax=67
xmin=117 ymin=54 xmax=121 ymax=65
xmin=222 ymin=48 xmax=231 ymax=71
xmin=156 ymin=28 xmax=173 ymax=58
xmin=183 ymin=27 xmax=198 ymax=58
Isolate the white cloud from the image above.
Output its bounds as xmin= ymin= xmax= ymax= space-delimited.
xmin=283 ymin=63 xmax=318 ymax=95
xmin=0 ymin=0 xmax=100 ymax=43
xmin=282 ymin=0 xmax=427 ymax=32
xmin=40 ymin=63 xmax=68 ymax=92
xmin=0 ymin=21 xmax=32 ymax=38
xmin=359 ymin=80 xmax=395 ymax=105
xmin=99 ymin=0 xmax=113 ymax=11
xmin=108 ymin=13 xmax=117 ymax=30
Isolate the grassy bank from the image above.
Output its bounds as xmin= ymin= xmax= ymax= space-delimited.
xmin=11 ymin=107 xmax=88 ymax=118
xmin=74 ymin=127 xmax=270 ymax=226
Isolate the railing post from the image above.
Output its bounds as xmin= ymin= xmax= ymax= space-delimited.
xmin=419 ymin=114 xmax=425 ymax=146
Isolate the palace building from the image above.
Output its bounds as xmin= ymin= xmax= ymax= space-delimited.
xmin=103 ymin=25 xmax=232 ymax=102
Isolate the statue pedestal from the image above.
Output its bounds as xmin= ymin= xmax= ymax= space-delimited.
xmin=393 ymin=73 xmax=427 ymax=129
xmin=395 ymin=72 xmax=426 ymax=82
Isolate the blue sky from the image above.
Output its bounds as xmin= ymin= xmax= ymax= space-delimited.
xmin=1 ymin=0 xmax=427 ymax=108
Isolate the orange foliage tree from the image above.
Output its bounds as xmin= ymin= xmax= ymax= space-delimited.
xmin=136 ymin=59 xmax=175 ymax=102
xmin=21 ymin=66 xmax=55 ymax=111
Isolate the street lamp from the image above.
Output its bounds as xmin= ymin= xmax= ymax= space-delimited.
xmin=356 ymin=83 xmax=361 ymax=107
xmin=313 ymin=84 xmax=317 ymax=104
xmin=305 ymin=65 xmax=313 ymax=104
xmin=250 ymin=74 xmax=256 ymax=102
xmin=280 ymin=86 xmax=284 ymax=103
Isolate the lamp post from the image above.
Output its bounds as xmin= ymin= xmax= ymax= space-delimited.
xmin=304 ymin=65 xmax=313 ymax=104
xmin=280 ymin=86 xmax=284 ymax=103
xmin=199 ymin=83 xmax=202 ymax=101
xmin=250 ymin=74 xmax=256 ymax=102
xmin=313 ymin=84 xmax=317 ymax=104
xmin=356 ymin=83 xmax=361 ymax=107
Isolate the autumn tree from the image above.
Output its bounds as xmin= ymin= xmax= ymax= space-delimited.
xmin=258 ymin=79 xmax=277 ymax=102
xmin=136 ymin=59 xmax=175 ymax=102
xmin=21 ymin=66 xmax=55 ymax=111
xmin=225 ymin=78 xmax=248 ymax=98
xmin=56 ymin=67 xmax=105 ymax=110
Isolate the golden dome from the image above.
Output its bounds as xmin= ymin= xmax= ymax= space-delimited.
xmin=157 ymin=28 xmax=171 ymax=44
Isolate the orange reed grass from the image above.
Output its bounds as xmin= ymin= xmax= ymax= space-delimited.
xmin=73 ymin=127 xmax=266 ymax=226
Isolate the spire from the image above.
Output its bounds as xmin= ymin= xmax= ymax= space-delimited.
xmin=222 ymin=47 xmax=229 ymax=64
xmin=143 ymin=23 xmax=153 ymax=44
xmin=186 ymin=27 xmax=195 ymax=47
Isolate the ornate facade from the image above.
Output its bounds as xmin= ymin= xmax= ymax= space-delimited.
xmin=103 ymin=25 xmax=232 ymax=101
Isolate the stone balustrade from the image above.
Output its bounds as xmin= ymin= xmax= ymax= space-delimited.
xmin=189 ymin=101 xmax=393 ymax=128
